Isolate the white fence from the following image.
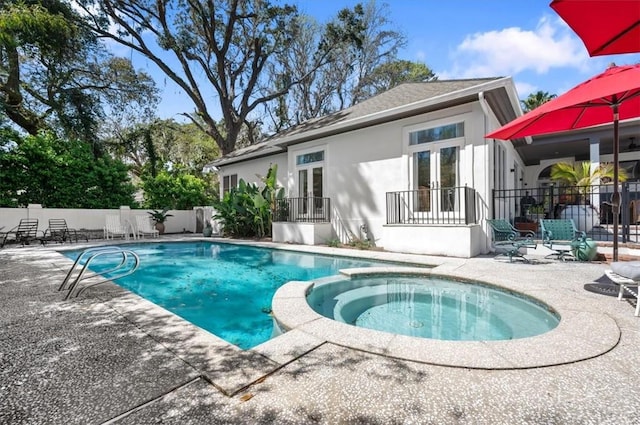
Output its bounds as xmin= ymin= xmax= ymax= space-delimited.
xmin=0 ymin=205 xmax=215 ymax=236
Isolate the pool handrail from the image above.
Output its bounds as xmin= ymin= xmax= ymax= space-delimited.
xmin=59 ymin=246 xmax=140 ymax=300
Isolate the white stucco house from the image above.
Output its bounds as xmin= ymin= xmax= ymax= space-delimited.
xmin=206 ymin=78 xmax=640 ymax=258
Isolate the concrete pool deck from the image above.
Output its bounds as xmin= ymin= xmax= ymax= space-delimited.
xmin=1 ymin=236 xmax=639 ymax=424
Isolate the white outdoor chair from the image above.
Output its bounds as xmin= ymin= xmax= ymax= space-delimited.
xmin=135 ymin=215 xmax=159 ymax=239
xmin=605 ymin=262 xmax=640 ymax=317
xmin=103 ymin=215 xmax=128 ymax=240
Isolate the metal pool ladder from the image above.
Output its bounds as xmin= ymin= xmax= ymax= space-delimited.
xmin=59 ymin=246 xmax=140 ymax=300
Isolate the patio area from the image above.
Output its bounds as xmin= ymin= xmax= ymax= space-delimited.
xmin=1 ymin=237 xmax=639 ymax=424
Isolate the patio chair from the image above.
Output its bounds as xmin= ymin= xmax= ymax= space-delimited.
xmin=40 ymin=219 xmax=88 ymax=245
xmin=540 ymin=219 xmax=588 ymax=261
xmin=486 ymin=219 xmax=537 ymax=263
xmin=135 ymin=215 xmax=159 ymax=238
xmin=103 ymin=215 xmax=128 ymax=240
xmin=604 ymin=262 xmax=640 ymax=316
xmin=0 ymin=219 xmax=40 ymax=248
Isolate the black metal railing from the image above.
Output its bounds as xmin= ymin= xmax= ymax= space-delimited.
xmin=492 ymin=182 xmax=640 ymax=243
xmin=273 ymin=197 xmax=331 ymax=223
xmin=386 ymin=186 xmax=478 ymax=225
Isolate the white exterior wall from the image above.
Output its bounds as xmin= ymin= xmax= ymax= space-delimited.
xmin=216 ymin=153 xmax=288 ymax=190
xmin=272 ymin=222 xmax=332 ymax=245
xmin=0 ymin=206 xmax=197 ymax=235
xmin=217 ymin=100 xmax=518 ymax=257
xmin=382 ymin=224 xmax=483 ymax=257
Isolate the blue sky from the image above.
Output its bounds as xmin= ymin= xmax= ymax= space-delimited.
xmin=134 ymin=0 xmax=640 ymax=121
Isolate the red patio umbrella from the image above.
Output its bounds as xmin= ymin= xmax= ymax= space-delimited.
xmin=486 ymin=63 xmax=640 ymax=261
xmin=550 ymin=0 xmax=640 ymax=56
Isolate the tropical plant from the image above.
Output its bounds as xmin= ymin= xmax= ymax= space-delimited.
xmin=550 ymin=161 xmax=627 ymax=203
xmin=147 ymin=208 xmax=173 ymax=224
xmin=213 ymin=164 xmax=284 ymax=238
xmin=521 ymin=91 xmax=557 ymax=112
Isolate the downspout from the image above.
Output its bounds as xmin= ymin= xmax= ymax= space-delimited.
xmin=478 ymin=91 xmax=492 ymax=254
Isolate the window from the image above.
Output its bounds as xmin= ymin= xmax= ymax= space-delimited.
xmin=222 ymin=174 xmax=237 ymax=194
xmin=409 ymin=122 xmax=464 ymax=146
xmin=296 ymin=151 xmax=324 ymax=165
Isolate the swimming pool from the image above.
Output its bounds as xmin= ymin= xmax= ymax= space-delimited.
xmin=65 ymin=242 xmax=402 ymax=349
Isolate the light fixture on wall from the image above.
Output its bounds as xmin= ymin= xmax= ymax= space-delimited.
xmin=627 ymin=136 xmax=639 ymax=151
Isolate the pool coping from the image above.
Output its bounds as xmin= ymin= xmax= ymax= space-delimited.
xmin=272 ymin=266 xmax=621 ymax=370
xmin=50 ymin=237 xmax=621 ymax=392
xmin=52 ymin=238 xmax=439 ymax=395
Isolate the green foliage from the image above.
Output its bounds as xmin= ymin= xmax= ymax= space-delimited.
xmin=0 ymin=131 xmax=136 ymax=208
xmin=521 ymin=91 xmax=557 ymax=112
xmin=551 ymin=161 xmax=627 ymax=188
xmin=141 ymin=170 xmax=216 ymax=210
xmin=326 ymin=238 xmax=341 ymax=247
xmin=147 ymin=208 xmax=173 ymax=224
xmin=0 ymin=0 xmax=158 ymax=142
xmin=106 ymin=119 xmax=220 ymax=178
xmin=551 ymin=161 xmax=627 ymax=202
xmin=348 ymin=237 xmax=375 ymax=250
xmin=213 ymin=164 xmax=284 ymax=238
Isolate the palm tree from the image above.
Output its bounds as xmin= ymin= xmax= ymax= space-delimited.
xmin=521 ymin=91 xmax=557 ymax=112
xmin=550 ymin=161 xmax=627 ymax=202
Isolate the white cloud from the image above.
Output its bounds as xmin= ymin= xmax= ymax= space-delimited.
xmin=442 ymin=16 xmax=589 ymax=79
xmin=514 ymin=81 xmax=537 ymax=98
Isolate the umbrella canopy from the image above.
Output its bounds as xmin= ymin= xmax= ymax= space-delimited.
xmin=486 ymin=63 xmax=640 ymax=261
xmin=550 ymin=0 xmax=640 ymax=56
xmin=486 ymin=64 xmax=640 ymax=140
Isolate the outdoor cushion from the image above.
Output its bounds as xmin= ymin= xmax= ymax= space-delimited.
xmin=610 ymin=261 xmax=640 ymax=281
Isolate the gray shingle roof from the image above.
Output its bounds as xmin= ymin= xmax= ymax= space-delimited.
xmin=208 ymin=77 xmax=504 ymax=167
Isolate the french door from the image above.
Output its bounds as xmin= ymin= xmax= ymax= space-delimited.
xmin=412 ymin=142 xmax=461 ymax=216
xmin=298 ymin=166 xmax=323 ymax=215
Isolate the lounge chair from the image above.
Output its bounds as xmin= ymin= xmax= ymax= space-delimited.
xmin=40 ymin=219 xmax=87 ymax=245
xmin=486 ymin=219 xmax=537 ymax=263
xmin=540 ymin=219 xmax=588 ymax=261
xmin=605 ymin=262 xmax=640 ymax=316
xmin=135 ymin=215 xmax=159 ymax=238
xmin=103 ymin=215 xmax=128 ymax=240
xmin=0 ymin=218 xmax=40 ymax=248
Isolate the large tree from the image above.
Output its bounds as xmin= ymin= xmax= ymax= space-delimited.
xmin=356 ymin=59 xmax=436 ymax=99
xmin=0 ymin=0 xmax=158 ymax=146
xmin=267 ymin=0 xmax=410 ymax=130
xmin=76 ymin=0 xmax=368 ymax=155
xmin=106 ymin=119 xmax=220 ymax=178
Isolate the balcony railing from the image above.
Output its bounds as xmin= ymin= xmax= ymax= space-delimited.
xmin=386 ymin=186 xmax=478 ymax=225
xmin=273 ymin=197 xmax=331 ymax=223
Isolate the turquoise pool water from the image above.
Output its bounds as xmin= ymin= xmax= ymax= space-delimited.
xmin=307 ymin=275 xmax=559 ymax=340
xmin=65 ymin=242 xmax=398 ymax=349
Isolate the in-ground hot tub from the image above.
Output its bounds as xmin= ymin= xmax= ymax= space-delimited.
xmin=271 ymin=268 xmax=620 ymax=369
xmin=306 ymin=274 xmax=560 ymax=341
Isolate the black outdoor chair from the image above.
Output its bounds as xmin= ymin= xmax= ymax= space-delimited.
xmin=0 ymin=219 xmax=40 ymax=248
xmin=40 ymin=219 xmax=86 ymax=245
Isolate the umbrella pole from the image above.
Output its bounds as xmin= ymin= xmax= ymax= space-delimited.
xmin=613 ymin=103 xmax=620 ymax=262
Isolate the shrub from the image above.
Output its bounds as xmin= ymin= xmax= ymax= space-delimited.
xmin=213 ymin=165 xmax=284 ymax=238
